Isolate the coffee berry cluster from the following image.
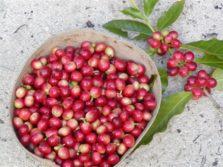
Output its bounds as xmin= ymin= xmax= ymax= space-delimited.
xmin=147 ymin=30 xmax=217 ymax=99
xmin=167 ymin=51 xmax=197 ymax=77
xmin=13 ymin=41 xmax=157 ymax=167
xmin=184 ymin=70 xmax=217 ymax=99
xmin=147 ymin=31 xmax=181 ymax=55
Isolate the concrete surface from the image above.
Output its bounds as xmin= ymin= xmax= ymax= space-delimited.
xmin=0 ymin=0 xmax=223 ymax=166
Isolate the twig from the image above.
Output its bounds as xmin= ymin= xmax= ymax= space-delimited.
xmin=193 ymin=134 xmax=201 ymax=143
xmin=203 ymin=89 xmax=223 ymax=113
xmin=13 ymin=24 xmax=27 ymax=34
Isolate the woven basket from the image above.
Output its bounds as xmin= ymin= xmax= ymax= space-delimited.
xmin=10 ymin=29 xmax=162 ymax=166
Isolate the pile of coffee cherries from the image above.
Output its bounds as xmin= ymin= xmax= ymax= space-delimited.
xmin=147 ymin=31 xmax=182 ymax=55
xmin=13 ymin=41 xmax=157 ymax=167
xmin=167 ymin=51 xmax=197 ymax=77
xmin=184 ymin=70 xmax=217 ymax=99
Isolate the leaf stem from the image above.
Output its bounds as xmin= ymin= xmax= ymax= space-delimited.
xmin=143 ymin=18 xmax=155 ymax=32
xmin=128 ymin=0 xmax=155 ymax=32
xmin=203 ymin=89 xmax=223 ymax=113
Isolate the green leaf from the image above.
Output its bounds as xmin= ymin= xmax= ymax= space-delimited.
xmin=144 ymin=0 xmax=159 ymax=16
xmin=156 ymin=0 xmax=185 ymax=30
xmin=158 ymin=68 xmax=168 ymax=93
xmin=137 ymin=91 xmax=192 ymax=146
xmin=103 ymin=20 xmax=153 ymax=37
xmin=212 ymin=68 xmax=223 ymax=91
xmin=121 ymin=7 xmax=145 ymax=20
xmin=102 ymin=27 xmax=128 ymax=37
xmin=196 ymin=54 xmax=223 ymax=70
xmin=145 ymin=48 xmax=155 ymax=58
xmin=134 ymin=33 xmax=149 ymax=40
xmin=183 ymin=39 xmax=223 ymax=59
xmin=149 ymin=74 xmax=157 ymax=89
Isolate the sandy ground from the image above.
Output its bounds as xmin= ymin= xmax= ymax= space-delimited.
xmin=0 ymin=0 xmax=223 ymax=166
